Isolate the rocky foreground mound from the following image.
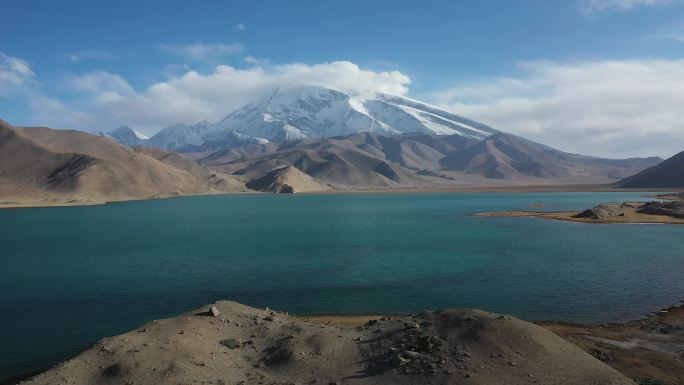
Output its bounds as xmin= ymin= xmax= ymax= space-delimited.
xmin=23 ymin=301 xmax=632 ymax=385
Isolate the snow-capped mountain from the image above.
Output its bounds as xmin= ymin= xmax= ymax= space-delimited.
xmin=209 ymin=86 xmax=498 ymax=143
xmin=98 ymin=126 xmax=149 ymax=147
xmin=145 ymin=121 xmax=270 ymax=152
xmin=112 ymin=86 xmax=499 ymax=152
xmin=145 ymin=121 xmax=210 ymax=151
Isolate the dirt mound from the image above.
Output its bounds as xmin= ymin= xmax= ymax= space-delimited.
xmin=23 ymin=301 xmax=632 ymax=385
xmin=246 ymin=165 xmax=326 ymax=193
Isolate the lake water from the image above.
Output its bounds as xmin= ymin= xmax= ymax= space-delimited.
xmin=1 ymin=191 xmax=684 ymax=381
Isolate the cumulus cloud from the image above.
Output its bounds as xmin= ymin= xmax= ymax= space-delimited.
xmin=0 ymin=52 xmax=36 ymax=91
xmin=7 ymin=50 xmax=681 ymax=159
xmin=431 ymin=58 xmax=684 ymax=158
xmin=234 ymin=23 xmax=246 ymax=32
xmin=582 ymin=0 xmax=678 ymax=13
xmin=44 ymin=60 xmax=411 ymax=133
xmin=159 ymin=42 xmax=244 ymax=61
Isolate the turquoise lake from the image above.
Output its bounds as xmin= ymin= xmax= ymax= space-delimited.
xmin=1 ymin=191 xmax=684 ymax=381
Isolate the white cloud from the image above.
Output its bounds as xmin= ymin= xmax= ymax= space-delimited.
xmin=68 ymin=70 xmax=135 ymax=95
xmin=28 ymin=95 xmax=102 ymax=130
xmin=8 ymin=51 xmax=681 ymax=159
xmin=430 ymin=58 xmax=684 ymax=158
xmin=582 ymin=0 xmax=677 ymax=13
xmin=647 ymin=22 xmax=684 ymax=42
xmin=63 ymin=50 xmax=114 ymax=62
xmin=244 ymin=55 xmax=269 ymax=65
xmin=43 ymin=60 xmax=410 ymax=134
xmin=234 ymin=23 xmax=246 ymax=32
xmin=0 ymin=52 xmax=103 ymax=129
xmin=0 ymin=52 xmax=35 ymax=91
xmin=159 ymin=42 xmax=244 ymax=61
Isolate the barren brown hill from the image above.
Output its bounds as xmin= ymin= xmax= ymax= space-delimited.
xmin=198 ymin=132 xmax=661 ymax=191
xmin=617 ymin=149 xmax=684 ymax=188
xmin=440 ymin=133 xmax=662 ymax=182
xmin=0 ymin=120 xmax=100 ymax=199
xmin=132 ymin=146 xmax=244 ymax=192
xmin=209 ymin=133 xmax=462 ymax=189
xmin=0 ymin=120 xmax=245 ymax=205
xmin=22 ymin=301 xmax=632 ymax=385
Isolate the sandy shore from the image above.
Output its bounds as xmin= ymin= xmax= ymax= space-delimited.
xmin=314 ymin=184 xmax=682 ymax=195
xmin=0 ymin=199 xmax=106 ymax=209
xmin=539 ymin=303 xmax=684 ymax=384
xmin=0 ymin=190 xmax=261 ymax=209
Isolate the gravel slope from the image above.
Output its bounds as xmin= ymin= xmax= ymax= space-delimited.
xmin=22 ymin=301 xmax=632 ymax=385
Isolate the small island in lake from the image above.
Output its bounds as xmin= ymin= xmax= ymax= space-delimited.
xmin=474 ymin=193 xmax=684 ymax=224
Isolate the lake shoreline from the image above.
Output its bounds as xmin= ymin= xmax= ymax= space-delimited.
xmin=2 ymin=184 xmax=682 ymax=210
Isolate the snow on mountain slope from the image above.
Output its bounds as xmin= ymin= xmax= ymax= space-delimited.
xmin=146 ymin=121 xmax=210 ymax=150
xmin=98 ymin=126 xmax=149 ymax=147
xmin=143 ymin=121 xmax=269 ymax=152
xmin=209 ymin=86 xmax=400 ymax=142
xmin=209 ymin=86 xmax=499 ymax=143
xmin=132 ymin=129 xmax=149 ymax=140
xmin=112 ymin=86 xmax=499 ymax=152
xmin=368 ymin=94 xmax=498 ymax=138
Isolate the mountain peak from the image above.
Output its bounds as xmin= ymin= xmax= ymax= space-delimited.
xmin=110 ymin=126 xmax=149 ymax=140
xmin=99 ymin=126 xmax=149 ymax=147
xmin=110 ymin=86 xmax=500 ymax=152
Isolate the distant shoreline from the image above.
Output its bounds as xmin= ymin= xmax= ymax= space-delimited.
xmin=2 ymin=184 xmax=681 ymax=210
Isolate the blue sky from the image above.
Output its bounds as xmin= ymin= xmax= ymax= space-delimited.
xmin=2 ymin=0 xmax=684 ymax=157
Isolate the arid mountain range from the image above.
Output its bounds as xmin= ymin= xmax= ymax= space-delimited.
xmin=1 ymin=87 xmax=679 ymax=203
xmin=1 ymin=118 xmax=669 ymax=205
xmin=196 ymin=131 xmax=660 ymax=192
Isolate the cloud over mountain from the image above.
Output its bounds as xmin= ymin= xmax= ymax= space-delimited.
xmin=4 ymin=48 xmax=684 ymax=159
xmin=56 ymin=61 xmax=411 ymax=133
xmin=432 ymin=58 xmax=684 ymax=158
